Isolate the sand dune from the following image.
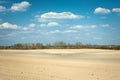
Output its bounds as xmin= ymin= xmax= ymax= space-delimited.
xmin=0 ymin=49 xmax=120 ymax=80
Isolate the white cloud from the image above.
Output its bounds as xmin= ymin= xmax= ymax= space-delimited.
xmin=48 ymin=30 xmax=60 ymax=34
xmin=101 ymin=24 xmax=110 ymax=27
xmin=112 ymin=8 xmax=120 ymax=13
xmin=64 ymin=30 xmax=78 ymax=33
xmin=22 ymin=27 xmax=35 ymax=31
xmin=47 ymin=29 xmax=78 ymax=34
xmin=0 ymin=22 xmax=35 ymax=31
xmin=0 ymin=6 xmax=6 ymax=12
xmin=40 ymin=22 xmax=60 ymax=27
xmin=40 ymin=24 xmax=46 ymax=27
xmin=29 ymin=23 xmax=36 ymax=27
xmin=70 ymin=25 xmax=97 ymax=29
xmin=47 ymin=22 xmax=60 ymax=27
xmin=36 ymin=12 xmax=84 ymax=22
xmin=22 ymin=27 xmax=29 ymax=30
xmin=0 ymin=22 xmax=20 ymax=29
xmin=94 ymin=7 xmax=111 ymax=14
xmin=10 ymin=1 xmax=31 ymax=12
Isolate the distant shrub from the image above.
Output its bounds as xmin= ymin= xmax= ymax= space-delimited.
xmin=0 ymin=42 xmax=120 ymax=50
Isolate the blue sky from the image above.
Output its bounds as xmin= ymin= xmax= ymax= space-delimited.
xmin=0 ymin=0 xmax=120 ymax=46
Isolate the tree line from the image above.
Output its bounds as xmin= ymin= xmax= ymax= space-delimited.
xmin=0 ymin=41 xmax=120 ymax=50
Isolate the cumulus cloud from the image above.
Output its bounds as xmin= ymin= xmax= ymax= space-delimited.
xmin=94 ymin=7 xmax=111 ymax=14
xmin=29 ymin=23 xmax=36 ymax=27
xmin=101 ymin=24 xmax=110 ymax=27
xmin=0 ymin=1 xmax=31 ymax=12
xmin=36 ymin=12 xmax=84 ymax=22
xmin=47 ymin=22 xmax=60 ymax=27
xmin=0 ymin=6 xmax=6 ymax=12
xmin=70 ymin=25 xmax=97 ymax=29
xmin=40 ymin=22 xmax=60 ymax=27
xmin=112 ymin=8 xmax=120 ymax=13
xmin=10 ymin=1 xmax=31 ymax=12
xmin=0 ymin=22 xmax=20 ymax=29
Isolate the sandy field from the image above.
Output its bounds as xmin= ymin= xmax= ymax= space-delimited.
xmin=0 ymin=49 xmax=120 ymax=80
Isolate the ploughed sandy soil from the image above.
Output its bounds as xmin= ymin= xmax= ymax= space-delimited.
xmin=0 ymin=49 xmax=120 ymax=80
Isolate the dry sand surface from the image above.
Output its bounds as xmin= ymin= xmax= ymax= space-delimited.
xmin=0 ymin=49 xmax=120 ymax=80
